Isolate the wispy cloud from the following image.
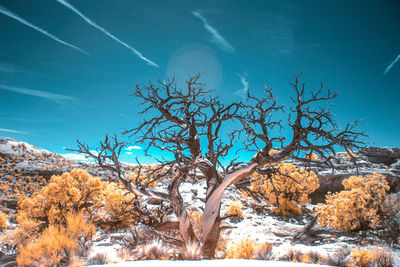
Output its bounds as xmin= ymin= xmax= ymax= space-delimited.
xmin=192 ymin=10 xmax=234 ymax=53
xmin=234 ymin=74 xmax=249 ymax=100
xmin=60 ymin=150 xmax=97 ymax=161
xmin=56 ymin=0 xmax=158 ymax=67
xmin=125 ymin=145 xmax=142 ymax=151
xmin=0 ymin=4 xmax=87 ymax=54
xmin=6 ymin=117 xmax=60 ymax=123
xmin=0 ymin=128 xmax=27 ymax=134
xmin=60 ymin=153 xmax=89 ymax=161
xmin=384 ymin=54 xmax=400 ymax=75
xmin=0 ymin=61 xmax=36 ymax=76
xmin=0 ymin=84 xmax=76 ymax=103
xmin=0 ymin=62 xmax=17 ymax=73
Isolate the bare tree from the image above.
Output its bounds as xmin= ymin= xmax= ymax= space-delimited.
xmin=70 ymin=73 xmax=365 ymax=258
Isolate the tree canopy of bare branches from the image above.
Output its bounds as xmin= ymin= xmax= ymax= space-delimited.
xmin=69 ymin=73 xmax=365 ymax=258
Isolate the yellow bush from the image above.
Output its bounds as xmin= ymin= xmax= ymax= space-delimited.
xmin=316 ymin=173 xmax=389 ymax=231
xmin=16 ymin=169 xmax=141 ymax=234
xmin=126 ymin=165 xmax=161 ymax=189
xmin=99 ymin=182 xmax=141 ymax=230
xmin=226 ymin=237 xmax=258 ymax=259
xmin=17 ymin=169 xmax=106 ymax=226
xmin=17 ymin=212 xmax=95 ymax=267
xmin=348 ymin=247 xmax=393 ymax=267
xmin=250 ymin=162 xmax=319 ymax=216
xmin=0 ymin=211 xmax=8 ymax=230
xmin=224 ymin=200 xmax=244 ymax=219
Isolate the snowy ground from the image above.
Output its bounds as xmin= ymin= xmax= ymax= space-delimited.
xmin=90 ymin=259 xmax=327 ymax=267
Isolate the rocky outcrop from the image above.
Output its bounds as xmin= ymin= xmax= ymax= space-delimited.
xmin=358 ymin=147 xmax=400 ymax=166
xmin=301 ymin=147 xmax=400 ymax=203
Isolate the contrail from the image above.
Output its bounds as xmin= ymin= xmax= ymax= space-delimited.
xmin=384 ymin=53 xmax=400 ymax=75
xmin=56 ymin=0 xmax=159 ymax=67
xmin=0 ymin=84 xmax=76 ymax=103
xmin=192 ymin=10 xmax=234 ymax=53
xmin=0 ymin=128 xmax=27 ymax=134
xmin=0 ymin=4 xmax=87 ymax=54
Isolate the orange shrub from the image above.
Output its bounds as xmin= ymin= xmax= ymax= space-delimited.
xmin=348 ymin=247 xmax=393 ymax=267
xmin=224 ymin=200 xmax=244 ymax=219
xmin=17 ymin=169 xmax=106 ymax=226
xmin=225 ymin=237 xmax=273 ymax=259
xmin=98 ymin=182 xmax=142 ymax=230
xmin=126 ymin=165 xmax=161 ymax=189
xmin=17 ymin=169 xmax=141 ymax=232
xmin=316 ymin=173 xmax=390 ymax=231
xmin=249 ymin=162 xmax=319 ymax=216
xmin=17 ymin=212 xmax=95 ymax=266
xmin=0 ymin=211 xmax=7 ymax=230
xmin=226 ymin=237 xmax=258 ymax=259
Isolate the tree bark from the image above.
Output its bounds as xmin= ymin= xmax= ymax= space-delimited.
xmin=200 ymin=163 xmax=258 ymax=257
xmin=168 ymin=173 xmax=198 ymax=246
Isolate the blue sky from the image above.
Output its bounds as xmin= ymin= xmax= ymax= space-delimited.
xmin=0 ymin=0 xmax=399 ymax=162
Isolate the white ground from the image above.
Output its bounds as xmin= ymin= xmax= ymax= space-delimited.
xmin=90 ymin=259 xmax=327 ymax=267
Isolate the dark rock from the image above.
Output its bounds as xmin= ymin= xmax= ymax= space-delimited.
xmin=148 ymin=198 xmax=163 ymax=205
xmin=358 ymin=147 xmax=400 ymax=166
xmin=0 ymin=199 xmax=18 ymax=209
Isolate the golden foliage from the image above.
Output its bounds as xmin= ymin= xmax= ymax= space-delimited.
xmin=125 ymin=165 xmax=162 ymax=189
xmin=316 ymin=173 xmax=390 ymax=231
xmin=225 ymin=237 xmax=274 ymax=260
xmin=224 ymin=200 xmax=244 ymax=219
xmin=0 ymin=210 xmax=8 ymax=230
xmin=99 ymin=182 xmax=141 ymax=230
xmin=348 ymin=247 xmax=393 ymax=267
xmin=17 ymin=212 xmax=95 ymax=267
xmin=16 ymin=169 xmax=140 ymax=233
xmin=17 ymin=169 xmax=106 ymax=226
xmin=250 ymin=162 xmax=319 ymax=216
xmin=3 ymin=169 xmax=145 ymax=266
xmin=226 ymin=237 xmax=258 ymax=259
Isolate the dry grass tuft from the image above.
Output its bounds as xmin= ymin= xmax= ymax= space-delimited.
xmin=179 ymin=242 xmax=202 ymax=260
xmin=136 ymin=241 xmax=171 ymax=260
xmin=87 ymin=253 xmax=108 ymax=265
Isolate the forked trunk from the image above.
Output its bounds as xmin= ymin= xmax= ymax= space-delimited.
xmin=169 ymin=174 xmax=198 ymax=245
xmin=200 ymin=163 xmax=258 ymax=258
